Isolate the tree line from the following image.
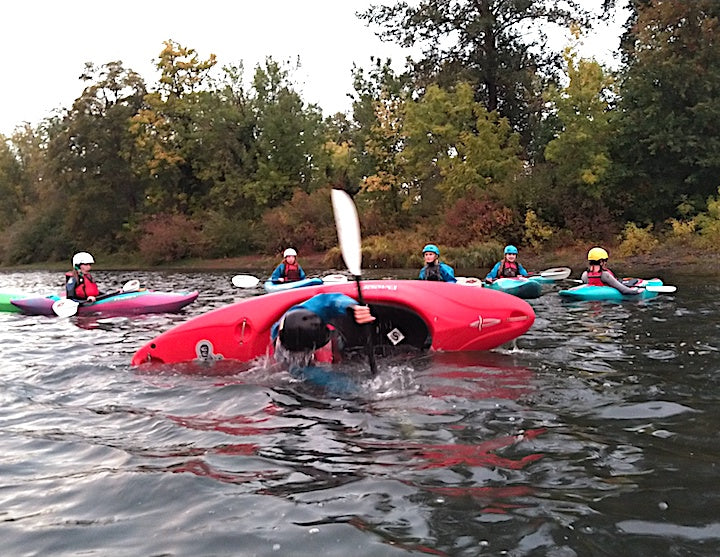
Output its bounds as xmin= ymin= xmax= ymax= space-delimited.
xmin=1 ymin=0 xmax=719 ymax=267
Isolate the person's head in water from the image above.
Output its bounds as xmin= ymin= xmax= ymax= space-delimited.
xmin=278 ymin=308 xmax=331 ymax=351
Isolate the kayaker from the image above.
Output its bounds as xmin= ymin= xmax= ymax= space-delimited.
xmin=419 ymin=244 xmax=457 ymax=283
xmin=485 ymin=245 xmax=529 ymax=282
xmin=270 ymin=293 xmax=376 ymax=392
xmin=271 ymin=293 xmax=375 ymax=359
xmin=581 ymin=247 xmax=640 ymax=295
xmin=65 ymin=252 xmax=102 ymax=302
xmin=270 ymin=248 xmax=307 ymax=283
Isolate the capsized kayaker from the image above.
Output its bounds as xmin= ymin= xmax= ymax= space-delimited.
xmin=270 ymin=247 xmax=307 ymax=284
xmin=270 ymin=293 xmax=376 ymax=392
xmin=485 ymin=245 xmax=529 ymax=282
xmin=65 ymin=251 xmax=102 ymax=302
xmin=580 ymin=247 xmax=640 ymax=295
xmin=419 ymin=244 xmax=457 ymax=283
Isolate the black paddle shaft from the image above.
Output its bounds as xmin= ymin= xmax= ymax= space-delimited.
xmin=354 ymin=276 xmax=378 ymax=375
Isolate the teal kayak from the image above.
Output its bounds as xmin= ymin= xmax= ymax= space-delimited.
xmin=263 ymin=277 xmax=324 ymax=293
xmin=485 ymin=277 xmax=543 ymax=299
xmin=558 ymin=279 xmax=664 ymax=301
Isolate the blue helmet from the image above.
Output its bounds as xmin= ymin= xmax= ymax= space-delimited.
xmin=504 ymin=245 xmax=518 ymax=254
xmin=422 ymin=244 xmax=440 ymax=256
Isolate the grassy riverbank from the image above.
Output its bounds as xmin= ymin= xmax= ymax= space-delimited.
xmin=1 ymin=239 xmax=716 ymax=277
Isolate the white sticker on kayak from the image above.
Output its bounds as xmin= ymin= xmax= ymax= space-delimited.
xmin=195 ymin=340 xmax=224 ymax=362
xmin=387 ymin=328 xmax=405 ymax=345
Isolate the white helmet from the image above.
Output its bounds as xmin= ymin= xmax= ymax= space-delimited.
xmin=283 ymin=248 xmax=297 ymax=257
xmin=72 ymin=252 xmax=95 ymax=266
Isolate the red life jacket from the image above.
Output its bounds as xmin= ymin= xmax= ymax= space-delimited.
xmin=587 ymin=266 xmax=616 ymax=286
xmin=587 ymin=269 xmax=603 ymax=286
xmin=66 ymin=271 xmax=100 ymax=298
xmin=283 ymin=262 xmax=301 ymax=281
xmin=500 ymin=261 xmax=519 ymax=278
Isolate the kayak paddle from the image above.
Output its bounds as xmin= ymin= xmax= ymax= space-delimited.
xmin=331 ymin=188 xmax=378 ymax=375
xmin=231 ymin=274 xmax=350 ymax=288
xmin=644 ymin=285 xmax=677 ymax=293
xmin=52 ymin=298 xmax=81 ymax=317
xmin=456 ymin=276 xmax=484 ymax=287
xmin=231 ymin=274 xmax=261 ymax=288
xmin=322 ymin=274 xmax=349 ymax=283
xmin=537 ymin=267 xmax=572 ymax=280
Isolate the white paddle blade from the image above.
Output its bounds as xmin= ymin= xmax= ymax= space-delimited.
xmin=539 ymin=267 xmax=572 ymax=280
xmin=122 ymin=279 xmax=141 ymax=292
xmin=322 ymin=274 xmax=349 ymax=283
xmin=645 ymin=285 xmax=677 ymax=293
xmin=331 ymin=189 xmax=362 ymax=277
xmin=52 ymin=299 xmax=79 ymax=317
xmin=456 ymin=276 xmax=484 ymax=287
xmin=231 ymin=274 xmax=260 ymax=288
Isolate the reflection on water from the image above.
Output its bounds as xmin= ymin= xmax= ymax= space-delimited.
xmin=1 ymin=269 xmax=719 ymax=556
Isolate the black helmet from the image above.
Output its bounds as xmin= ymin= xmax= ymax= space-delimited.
xmin=278 ymin=309 xmax=330 ymax=351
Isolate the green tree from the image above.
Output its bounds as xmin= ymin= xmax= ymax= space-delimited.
xmin=404 ymin=83 xmax=523 ymax=208
xmin=246 ymin=58 xmax=327 ymax=208
xmin=130 ymin=40 xmax=218 ymax=214
xmin=0 ymin=119 xmax=71 ymax=264
xmin=613 ymin=0 xmax=720 ymax=222
xmin=544 ymin=46 xmax=615 ymax=200
xmin=46 ymin=61 xmax=147 ymax=252
xmin=359 ymin=91 xmax=408 ymax=225
xmin=350 ymin=58 xmax=413 ymax=193
xmin=360 ymin=0 xmax=593 ymax=152
xmin=0 ymin=136 xmax=23 ymax=229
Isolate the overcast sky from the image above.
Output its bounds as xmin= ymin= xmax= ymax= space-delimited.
xmin=0 ymin=0 xmax=627 ymax=137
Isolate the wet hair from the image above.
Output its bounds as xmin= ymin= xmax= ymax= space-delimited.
xmin=278 ymin=308 xmax=330 ymax=351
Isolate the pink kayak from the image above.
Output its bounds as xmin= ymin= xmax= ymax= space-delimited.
xmin=11 ymin=289 xmax=199 ymax=316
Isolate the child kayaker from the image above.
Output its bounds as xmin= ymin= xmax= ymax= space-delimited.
xmin=418 ymin=244 xmax=457 ymax=283
xmin=581 ymin=247 xmax=640 ymax=295
xmin=270 ymin=248 xmax=307 ymax=283
xmin=485 ymin=245 xmax=529 ymax=282
xmin=65 ymin=251 xmax=102 ymax=302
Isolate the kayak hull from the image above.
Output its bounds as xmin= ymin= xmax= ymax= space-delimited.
xmin=11 ymin=290 xmax=199 ymax=316
xmin=485 ymin=278 xmax=543 ymax=299
xmin=131 ymin=280 xmax=536 ymax=366
xmin=263 ymin=277 xmax=324 ymax=293
xmin=558 ymin=279 xmax=662 ymax=301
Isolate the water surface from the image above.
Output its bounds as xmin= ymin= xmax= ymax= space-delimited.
xmin=0 ymin=270 xmax=718 ymax=556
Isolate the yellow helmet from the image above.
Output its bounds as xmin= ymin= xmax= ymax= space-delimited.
xmin=587 ymin=247 xmax=609 ymax=261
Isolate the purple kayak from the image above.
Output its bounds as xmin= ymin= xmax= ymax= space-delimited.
xmin=11 ymin=289 xmax=199 ymax=316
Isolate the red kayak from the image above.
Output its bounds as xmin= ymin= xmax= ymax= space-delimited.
xmin=131 ymin=280 xmax=535 ymax=367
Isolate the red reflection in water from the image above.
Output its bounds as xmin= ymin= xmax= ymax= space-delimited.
xmin=169 ymin=458 xmax=282 ymax=485
xmin=168 ymin=413 xmax=275 ymax=436
xmin=423 ymin=351 xmax=535 ymax=401
xmin=166 ymin=400 xmax=284 ymax=437
xmin=411 ymin=428 xmax=546 ymax=470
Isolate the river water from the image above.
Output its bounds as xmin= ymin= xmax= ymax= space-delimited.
xmin=0 ymin=269 xmax=718 ymax=556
